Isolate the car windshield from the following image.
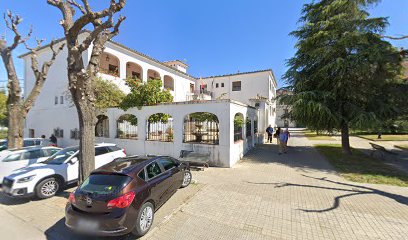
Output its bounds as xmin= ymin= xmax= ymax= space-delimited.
xmin=78 ymin=173 xmax=132 ymax=197
xmin=43 ymin=147 xmax=78 ymax=165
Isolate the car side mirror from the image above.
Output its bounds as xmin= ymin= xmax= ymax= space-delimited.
xmin=70 ymin=157 xmax=78 ymax=164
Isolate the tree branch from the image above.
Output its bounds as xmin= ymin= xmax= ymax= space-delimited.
xmin=381 ymin=35 xmax=408 ymax=40
xmin=23 ymin=40 xmax=65 ymax=112
xmin=3 ymin=11 xmax=33 ymax=51
xmin=67 ymin=0 xmax=87 ymax=14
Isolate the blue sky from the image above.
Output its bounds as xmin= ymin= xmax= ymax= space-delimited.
xmin=0 ymin=0 xmax=407 ymax=88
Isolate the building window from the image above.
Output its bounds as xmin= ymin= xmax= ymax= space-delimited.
xmin=70 ymin=128 xmax=80 ymax=140
xmin=29 ymin=129 xmax=35 ymax=138
xmin=254 ymin=120 xmax=258 ymax=134
xmin=60 ymin=96 xmax=64 ymax=104
xmin=200 ymin=84 xmax=208 ymax=93
xmin=53 ymin=128 xmax=64 ymax=138
xmin=216 ymin=83 xmax=219 ymax=88
xmin=255 ymin=102 xmax=260 ymax=108
xmin=232 ymin=81 xmax=241 ymax=91
xmin=55 ymin=96 xmax=58 ymax=105
xmin=221 ymin=83 xmax=224 ymax=87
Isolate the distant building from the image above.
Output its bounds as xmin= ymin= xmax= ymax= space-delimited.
xmin=275 ymin=89 xmax=296 ymax=128
xmin=19 ymin=31 xmax=277 ymax=167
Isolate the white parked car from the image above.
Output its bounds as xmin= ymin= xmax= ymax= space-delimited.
xmin=2 ymin=143 xmax=126 ymax=199
xmin=0 ymin=146 xmax=61 ymax=183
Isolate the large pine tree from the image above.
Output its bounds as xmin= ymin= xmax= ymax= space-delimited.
xmin=283 ymin=0 xmax=402 ymax=154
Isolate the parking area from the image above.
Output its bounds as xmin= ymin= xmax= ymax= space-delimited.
xmin=0 ymin=131 xmax=407 ymax=240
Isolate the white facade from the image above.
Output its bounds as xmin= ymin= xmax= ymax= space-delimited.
xmin=199 ymin=70 xmax=278 ymax=132
xmin=21 ymin=33 xmax=276 ymax=167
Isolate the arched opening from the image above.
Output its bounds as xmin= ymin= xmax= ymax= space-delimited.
xmin=95 ymin=115 xmax=109 ymax=138
xmin=100 ymin=52 xmax=120 ymax=77
xmin=183 ymin=112 xmax=219 ymax=145
xmin=246 ymin=117 xmax=252 ymax=137
xmin=163 ymin=75 xmax=174 ymax=91
xmin=126 ymin=62 xmax=143 ymax=80
xmin=147 ymin=69 xmax=161 ymax=81
xmin=117 ymin=114 xmax=138 ymax=139
xmin=147 ymin=113 xmax=173 ymax=142
xmin=233 ymin=113 xmax=244 ymax=142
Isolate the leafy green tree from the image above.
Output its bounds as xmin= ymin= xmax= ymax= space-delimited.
xmin=282 ymin=0 xmax=402 ymax=154
xmin=120 ymin=78 xmax=173 ymax=123
xmin=0 ymin=91 xmax=7 ymax=126
xmin=189 ymin=112 xmax=218 ymax=122
xmin=93 ymin=77 xmax=126 ymax=110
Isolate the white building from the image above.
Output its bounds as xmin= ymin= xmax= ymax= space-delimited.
xmin=20 ymin=32 xmax=277 ymax=167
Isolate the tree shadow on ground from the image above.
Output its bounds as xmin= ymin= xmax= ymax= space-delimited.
xmin=244 ymin=144 xmax=337 ymax=174
xmin=246 ymin=175 xmax=408 ymax=213
xmin=45 ymin=218 xmax=137 ymax=240
xmin=0 ymin=189 xmax=71 ymax=206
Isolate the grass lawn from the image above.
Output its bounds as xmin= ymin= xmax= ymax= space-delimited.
xmin=314 ymin=144 xmax=408 ymax=187
xmin=395 ymin=145 xmax=408 ymax=151
xmin=357 ymin=134 xmax=408 ymax=141
xmin=304 ymin=131 xmax=335 ymax=141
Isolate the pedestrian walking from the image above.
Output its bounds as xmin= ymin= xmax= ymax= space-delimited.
xmin=49 ymin=134 xmax=57 ymax=146
xmin=279 ymin=128 xmax=290 ymax=154
xmin=266 ymin=125 xmax=274 ymax=143
xmin=275 ymin=127 xmax=281 ymax=145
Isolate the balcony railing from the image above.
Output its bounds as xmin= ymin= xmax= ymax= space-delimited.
xmin=186 ymin=90 xmax=213 ymax=101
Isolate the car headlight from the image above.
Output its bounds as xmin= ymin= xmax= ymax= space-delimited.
xmin=17 ymin=175 xmax=36 ymax=183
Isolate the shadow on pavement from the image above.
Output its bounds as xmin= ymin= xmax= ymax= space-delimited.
xmin=0 ymin=190 xmax=71 ymax=206
xmin=45 ymin=218 xmax=136 ymax=240
xmin=246 ymin=175 xmax=408 ymax=213
xmin=243 ymin=144 xmax=337 ymax=174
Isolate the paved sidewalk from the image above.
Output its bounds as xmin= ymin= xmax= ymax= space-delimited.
xmin=144 ymin=132 xmax=408 ymax=240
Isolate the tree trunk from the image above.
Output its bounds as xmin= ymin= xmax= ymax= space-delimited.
xmin=7 ymin=105 xmax=24 ymax=149
xmin=77 ymin=103 xmax=96 ymax=184
xmin=341 ymin=121 xmax=352 ymax=155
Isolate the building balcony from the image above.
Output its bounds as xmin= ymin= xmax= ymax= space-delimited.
xmin=186 ymin=90 xmax=213 ymax=101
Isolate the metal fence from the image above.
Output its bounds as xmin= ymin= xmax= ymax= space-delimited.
xmin=147 ymin=118 xmax=174 ymax=142
xmin=117 ymin=115 xmax=138 ymax=139
xmin=183 ymin=118 xmax=219 ymax=145
xmin=246 ymin=118 xmax=252 ymax=137
xmin=234 ymin=126 xmax=243 ymax=141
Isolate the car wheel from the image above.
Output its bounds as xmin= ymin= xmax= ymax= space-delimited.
xmin=35 ymin=177 xmax=60 ymax=199
xmin=181 ymin=171 xmax=192 ymax=188
xmin=132 ymin=202 xmax=155 ymax=237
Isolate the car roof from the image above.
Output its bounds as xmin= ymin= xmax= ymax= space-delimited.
xmin=6 ymin=146 xmax=60 ymax=153
xmin=92 ymin=156 xmax=162 ymax=175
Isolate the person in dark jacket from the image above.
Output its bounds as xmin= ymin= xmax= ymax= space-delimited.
xmin=49 ymin=134 xmax=57 ymax=146
xmin=266 ymin=125 xmax=274 ymax=143
xmin=275 ymin=127 xmax=281 ymax=145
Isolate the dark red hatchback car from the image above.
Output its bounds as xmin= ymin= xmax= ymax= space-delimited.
xmin=65 ymin=155 xmax=192 ymax=237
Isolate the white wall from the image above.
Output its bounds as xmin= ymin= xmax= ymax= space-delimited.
xmin=199 ymin=71 xmax=277 ymax=105
xmin=25 ymin=100 xmax=257 ymax=167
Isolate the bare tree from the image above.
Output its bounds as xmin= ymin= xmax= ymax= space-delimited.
xmin=47 ymin=0 xmax=126 ymax=182
xmin=0 ymin=11 xmax=64 ymax=149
